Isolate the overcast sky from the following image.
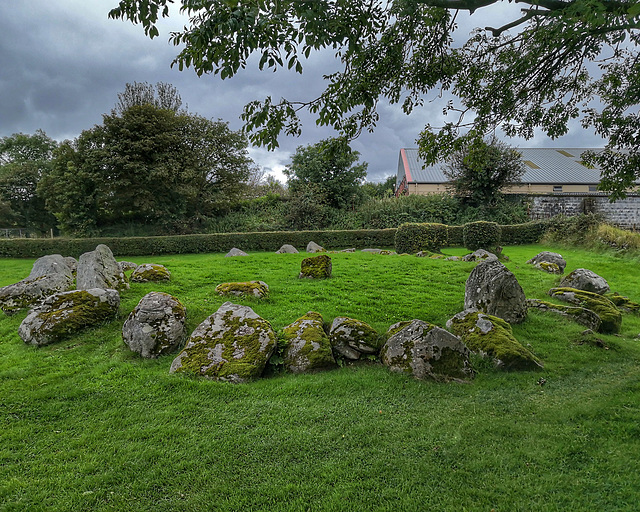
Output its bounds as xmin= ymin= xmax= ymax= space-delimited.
xmin=0 ymin=0 xmax=606 ymax=183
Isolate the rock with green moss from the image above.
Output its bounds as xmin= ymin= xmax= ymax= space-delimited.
xmin=119 ymin=261 xmax=137 ymax=272
xmin=77 ymin=244 xmax=129 ymax=291
xmin=169 ymin=302 xmax=276 ymax=383
xmin=299 ymin=255 xmax=332 ymax=279
xmin=560 ymin=268 xmax=609 ymax=295
xmin=130 ymin=264 xmax=171 ymax=283
xmin=282 ymin=311 xmax=336 ymax=373
xmin=462 ymin=249 xmax=498 ymax=262
xmin=380 ymin=320 xmax=474 ymax=382
xmin=446 ymin=309 xmax=543 ymax=371
xmin=306 ymin=241 xmax=325 ymax=253
xmin=18 ymin=288 xmax=120 ymax=346
xmin=122 ymin=292 xmax=187 ymax=358
xmin=548 ymin=287 xmax=621 ymax=334
xmin=607 ymin=292 xmax=640 ymax=314
xmin=526 ymin=252 xmax=566 ymax=273
xmin=329 ymin=316 xmax=380 ymax=360
xmin=216 ymin=281 xmax=269 ymax=299
xmin=526 ymin=299 xmax=601 ymax=331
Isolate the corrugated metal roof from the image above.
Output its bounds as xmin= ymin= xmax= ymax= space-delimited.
xmin=402 ymin=148 xmax=606 ymax=184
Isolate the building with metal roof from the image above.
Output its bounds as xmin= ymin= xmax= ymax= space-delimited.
xmin=395 ymin=147 xmax=607 ymax=197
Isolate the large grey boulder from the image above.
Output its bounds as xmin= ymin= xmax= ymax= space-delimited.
xmin=526 ymin=251 xmax=566 ymax=274
xmin=77 ymin=244 xmax=128 ymax=291
xmin=464 ymin=259 xmax=528 ymax=324
xmin=329 ymin=316 xmax=380 ymax=360
xmin=130 ymin=263 xmax=171 ymax=283
xmin=380 ymin=320 xmax=474 ymax=382
xmin=18 ymin=288 xmax=120 ymax=346
xmin=225 ymin=248 xmax=248 ymax=257
xmin=306 ymin=241 xmax=325 ymax=253
xmin=170 ymin=302 xmax=276 ymax=383
xmin=275 ymin=244 xmax=299 ymax=254
xmin=560 ymin=268 xmax=609 ymax=295
xmin=282 ymin=312 xmax=336 ymax=373
xmin=29 ymin=254 xmax=74 ymax=280
xmin=122 ymin=292 xmax=187 ymax=358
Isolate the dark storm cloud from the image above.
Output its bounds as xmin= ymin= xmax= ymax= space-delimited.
xmin=0 ymin=0 xmax=605 ymax=183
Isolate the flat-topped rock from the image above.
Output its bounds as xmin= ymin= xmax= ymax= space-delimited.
xmin=216 ymin=281 xmax=269 ymax=299
xmin=299 ymin=254 xmax=332 ymax=279
xmin=130 ymin=264 xmax=171 ymax=283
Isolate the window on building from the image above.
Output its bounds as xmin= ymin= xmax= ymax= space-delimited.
xmin=589 ymin=185 xmax=598 ymax=192
xmin=553 ymin=185 xmax=563 ymax=193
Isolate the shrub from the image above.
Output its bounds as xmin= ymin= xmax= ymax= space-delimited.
xmin=542 ymin=214 xmax=602 ymax=245
xmin=394 ymin=223 xmax=449 ymax=254
xmin=594 ymin=223 xmax=640 ymax=252
xmin=463 ymin=221 xmax=501 ymax=251
xmin=447 ymin=225 xmax=465 ymax=246
xmin=500 ymin=220 xmax=549 ymax=245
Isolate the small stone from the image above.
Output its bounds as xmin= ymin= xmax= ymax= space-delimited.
xmin=119 ymin=261 xmax=138 ymax=272
xmin=225 ymin=248 xmax=248 ymax=257
xmin=560 ymin=268 xmax=609 ymax=295
xmin=216 ymin=281 xmax=269 ymax=299
xmin=462 ymin=249 xmax=498 ymax=262
xmin=306 ymin=241 xmax=325 ymax=253
xmin=275 ymin=244 xmax=299 ymax=254
xmin=130 ymin=264 xmax=171 ymax=283
xmin=526 ymin=251 xmax=566 ymax=273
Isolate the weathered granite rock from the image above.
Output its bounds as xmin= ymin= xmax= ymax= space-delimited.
xmin=275 ymin=244 xmax=299 ymax=254
xmin=0 ymin=273 xmax=75 ymax=315
xmin=526 ymin=251 xmax=566 ymax=274
xmin=380 ymin=320 xmax=474 ymax=382
xmin=306 ymin=241 xmax=325 ymax=253
xmin=18 ymin=288 xmax=120 ymax=346
xmin=282 ymin=312 xmax=336 ymax=373
xmin=63 ymin=256 xmax=78 ymax=275
xmin=465 ymin=259 xmax=528 ymax=324
xmin=299 ymin=254 xmax=332 ymax=279
xmin=29 ymin=254 xmax=74 ymax=280
xmin=340 ymin=248 xmax=356 ymax=253
xmin=526 ymin=298 xmax=602 ymax=331
xmin=77 ymin=244 xmax=128 ymax=291
xmin=548 ymin=287 xmax=621 ymax=334
xmin=122 ymin=292 xmax=186 ymax=358
xmin=560 ymin=268 xmax=609 ymax=294
xmin=169 ymin=302 xmax=276 ymax=382
xmin=216 ymin=281 xmax=269 ymax=299
xmin=225 ymin=247 xmax=249 ymax=257
xmin=462 ymin=249 xmax=498 ymax=262
xmin=130 ymin=264 xmax=171 ymax=283
xmin=119 ymin=261 xmax=138 ymax=272
xmin=329 ymin=316 xmax=380 ymax=360
xmin=446 ymin=309 xmax=543 ymax=370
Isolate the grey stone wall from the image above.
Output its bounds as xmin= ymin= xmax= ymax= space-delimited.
xmin=528 ymin=194 xmax=640 ymax=230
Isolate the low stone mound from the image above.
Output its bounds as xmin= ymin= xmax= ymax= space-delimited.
xmin=447 ymin=309 xmax=543 ymax=371
xmin=340 ymin=248 xmax=356 ymax=253
xmin=77 ymin=244 xmax=129 ymax=291
xmin=216 ymin=281 xmax=269 ymax=299
xmin=119 ymin=261 xmax=138 ymax=272
xmin=329 ymin=317 xmax=380 ymax=360
xmin=282 ymin=312 xmax=336 ymax=373
xmin=462 ymin=249 xmax=498 ymax=262
xmin=130 ymin=264 xmax=171 ymax=283
xmin=169 ymin=302 xmax=276 ymax=383
xmin=548 ymin=287 xmax=621 ymax=334
xmin=123 ymin=292 xmax=186 ymax=358
xmin=18 ymin=288 xmax=120 ymax=346
xmin=560 ymin=268 xmax=609 ymax=295
xmin=380 ymin=320 xmax=474 ymax=382
xmin=225 ymin=248 xmax=248 ymax=257
xmin=526 ymin=251 xmax=566 ymax=274
xmin=362 ymin=248 xmax=394 ymax=255
xmin=527 ymin=299 xmax=601 ymax=331
xmin=275 ymin=244 xmax=299 ymax=254
xmin=306 ymin=241 xmax=325 ymax=253
xmin=0 ymin=273 xmax=75 ymax=315
xmin=464 ymin=259 xmax=528 ymax=324
xmin=299 ymin=254 xmax=332 ymax=279
xmin=607 ymin=293 xmax=640 ymax=314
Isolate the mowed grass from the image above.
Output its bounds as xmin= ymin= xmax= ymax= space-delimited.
xmin=1 ymin=245 xmax=640 ymax=511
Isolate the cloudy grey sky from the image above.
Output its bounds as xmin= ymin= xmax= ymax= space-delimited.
xmin=0 ymin=0 xmax=605 ymax=182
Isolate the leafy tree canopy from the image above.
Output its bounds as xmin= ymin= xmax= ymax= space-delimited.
xmin=114 ymin=81 xmax=183 ymax=114
xmin=110 ymin=0 xmax=640 ymax=199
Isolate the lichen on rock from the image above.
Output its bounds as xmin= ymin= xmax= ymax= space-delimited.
xmin=130 ymin=263 xmax=171 ymax=283
xmin=299 ymin=255 xmax=332 ymax=279
xmin=282 ymin=311 xmax=336 ymax=373
xmin=548 ymin=287 xmax=621 ymax=334
xmin=329 ymin=316 xmax=380 ymax=360
xmin=77 ymin=244 xmax=129 ymax=291
xmin=215 ymin=281 xmax=269 ymax=299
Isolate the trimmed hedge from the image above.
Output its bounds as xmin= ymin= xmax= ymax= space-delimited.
xmin=500 ymin=220 xmax=549 ymax=245
xmin=394 ymin=223 xmax=449 ymax=254
xmin=0 ymin=229 xmax=398 ymax=259
xmin=447 ymin=225 xmax=465 ymax=247
xmin=463 ymin=221 xmax=501 ymax=251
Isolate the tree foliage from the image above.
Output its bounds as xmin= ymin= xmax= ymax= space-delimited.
xmin=114 ymin=81 xmax=183 ymax=114
xmin=110 ymin=0 xmax=640 ymax=198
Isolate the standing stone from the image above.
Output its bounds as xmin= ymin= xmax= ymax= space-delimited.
xmin=329 ymin=317 xmax=380 ymax=360
xmin=560 ymin=268 xmax=609 ymax=294
xmin=275 ymin=244 xmax=299 ymax=254
xmin=77 ymin=244 xmax=128 ymax=291
xmin=282 ymin=312 xmax=336 ymax=373
xmin=123 ymin=292 xmax=186 ymax=358
xmin=225 ymin=248 xmax=248 ymax=257
xmin=526 ymin=251 xmax=566 ymax=273
xmin=170 ymin=302 xmax=276 ymax=383
xmin=380 ymin=320 xmax=474 ymax=382
xmin=130 ymin=263 xmax=171 ymax=282
xmin=306 ymin=241 xmax=325 ymax=253
xmin=464 ymin=259 xmax=528 ymax=324
xmin=299 ymin=255 xmax=332 ymax=279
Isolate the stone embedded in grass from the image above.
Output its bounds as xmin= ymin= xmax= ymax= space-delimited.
xmin=607 ymin=292 xmax=640 ymax=314
xmin=526 ymin=251 xmax=566 ymax=274
xmin=446 ymin=309 xmax=543 ymax=371
xmin=560 ymin=268 xmax=609 ymax=295
xmin=548 ymin=287 xmax=621 ymax=334
xmin=299 ymin=255 xmax=332 ymax=279
xmin=130 ymin=263 xmax=171 ymax=283
xmin=119 ymin=261 xmax=138 ymax=272
xmin=380 ymin=320 xmax=474 ymax=382
xmin=275 ymin=244 xmax=299 ymax=254
xmin=77 ymin=244 xmax=129 ymax=291
xmin=169 ymin=302 xmax=276 ymax=383
xmin=282 ymin=311 xmax=336 ymax=373
xmin=122 ymin=292 xmax=186 ymax=358
xmin=216 ymin=281 xmax=269 ymax=299
xmin=330 ymin=316 xmax=380 ymax=360
xmin=18 ymin=288 xmax=120 ymax=346
xmin=526 ymin=299 xmax=602 ymax=331
xmin=225 ymin=248 xmax=248 ymax=257
xmin=462 ymin=249 xmax=498 ymax=262
xmin=306 ymin=241 xmax=325 ymax=253
xmin=464 ymin=259 xmax=528 ymax=324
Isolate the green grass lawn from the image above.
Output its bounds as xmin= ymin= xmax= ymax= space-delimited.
xmin=1 ymin=245 xmax=640 ymax=511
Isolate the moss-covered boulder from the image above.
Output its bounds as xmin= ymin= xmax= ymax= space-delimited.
xmin=526 ymin=251 xmax=566 ymax=274
xmin=548 ymin=287 xmax=622 ymax=334
xmin=606 ymin=293 xmax=640 ymax=314
xmin=215 ymin=281 xmax=269 ymax=299
xmin=380 ymin=320 xmax=474 ymax=382
xmin=299 ymin=254 xmax=332 ymax=279
xmin=329 ymin=316 xmax=380 ymax=360
xmin=130 ymin=264 xmax=171 ymax=283
xmin=560 ymin=268 xmax=609 ymax=295
xmin=462 ymin=249 xmax=498 ymax=262
xmin=446 ymin=309 xmax=543 ymax=371
xmin=526 ymin=299 xmax=602 ymax=331
xmin=169 ymin=302 xmax=276 ymax=383
xmin=0 ymin=273 xmax=75 ymax=315
xmin=282 ymin=312 xmax=336 ymax=373
xmin=77 ymin=244 xmax=129 ymax=291
xmin=18 ymin=288 xmax=120 ymax=346
xmin=122 ymin=292 xmax=187 ymax=358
